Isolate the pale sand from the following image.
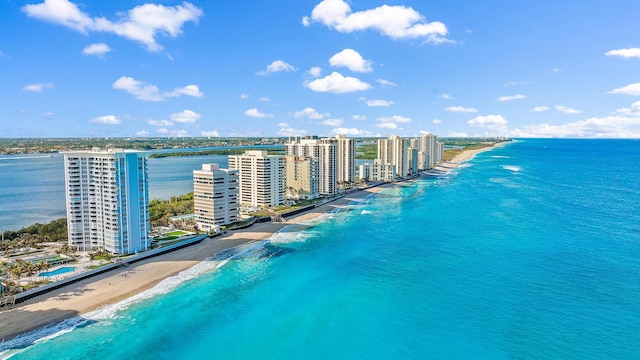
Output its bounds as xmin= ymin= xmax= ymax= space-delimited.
xmin=0 ymin=183 xmax=394 ymax=342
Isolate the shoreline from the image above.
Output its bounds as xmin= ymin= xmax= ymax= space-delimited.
xmin=0 ymin=144 xmax=503 ymax=345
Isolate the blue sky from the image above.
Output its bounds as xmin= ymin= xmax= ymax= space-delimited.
xmin=2 ymin=0 xmax=640 ymax=138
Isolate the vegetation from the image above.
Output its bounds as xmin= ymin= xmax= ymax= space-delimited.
xmin=149 ymin=193 xmax=195 ymax=228
xmin=444 ymin=143 xmax=495 ymax=162
xmin=1 ymin=218 xmax=67 ymax=243
xmin=356 ymin=143 xmax=377 ymax=160
xmin=148 ymin=147 xmax=285 ymax=158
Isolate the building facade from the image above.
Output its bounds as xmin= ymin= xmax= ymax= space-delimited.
xmin=64 ymin=148 xmax=150 ymax=255
xmin=228 ymin=150 xmax=285 ymax=208
xmin=359 ymin=162 xmax=396 ymax=182
xmin=284 ymin=155 xmax=319 ymax=200
xmin=285 ymin=136 xmax=337 ymax=195
xmin=193 ymin=163 xmax=239 ymax=232
xmin=378 ymin=135 xmax=409 ymax=177
xmin=335 ymin=135 xmax=355 ymax=185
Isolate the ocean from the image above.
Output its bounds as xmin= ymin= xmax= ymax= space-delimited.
xmin=2 ymin=139 xmax=640 ymax=359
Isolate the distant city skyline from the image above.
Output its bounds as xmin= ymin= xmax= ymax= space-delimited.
xmin=2 ymin=0 xmax=640 ymax=138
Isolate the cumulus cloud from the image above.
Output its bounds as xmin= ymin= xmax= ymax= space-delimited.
xmin=375 ymin=115 xmax=411 ymax=129
xmin=170 ymin=109 xmax=200 ymax=123
xmin=374 ymin=121 xmax=398 ymax=129
xmin=366 ymin=99 xmax=394 ymax=107
xmin=448 ymin=132 xmax=469 ymax=137
xmin=605 ymin=48 xmax=640 ymax=59
xmin=91 ymin=115 xmax=120 ymax=124
xmin=278 ymin=122 xmax=307 ymax=136
xmin=294 ymin=107 xmax=326 ymax=120
xmin=82 ymin=43 xmax=111 ymax=57
xmin=148 ymin=119 xmax=173 ymax=127
xmin=157 ymin=128 xmax=168 ymax=134
xmin=112 ymin=76 xmax=203 ymax=101
xmin=245 ymin=108 xmax=274 ymax=118
xmin=444 ymin=106 xmax=477 ymax=113
xmin=22 ymin=82 xmax=54 ymax=92
xmin=353 ymin=114 xmax=366 ymax=121
xmin=135 ymin=130 xmax=149 ymax=136
xmin=432 ymin=119 xmax=442 ymax=124
xmin=531 ymin=106 xmax=550 ymax=112
xmin=308 ymin=66 xmax=322 ymax=78
xmin=23 ymin=0 xmax=202 ymax=52
xmin=322 ymin=118 xmax=343 ymax=126
xmin=201 ymin=130 xmax=219 ymax=137
xmin=377 ymin=79 xmax=397 ymax=87
xmin=257 ymin=60 xmax=296 ymax=75
xmin=331 ymin=127 xmax=379 ymax=136
xmin=511 ymin=115 xmax=640 ymax=138
xmin=504 ymin=81 xmax=530 ymax=87
xmin=303 ymin=0 xmax=450 ymax=43
xmin=608 ymin=82 xmax=640 ymax=96
xmin=497 ymin=94 xmax=526 ymax=101
xmin=468 ymin=114 xmax=509 ymax=134
xmin=305 ymin=72 xmax=371 ymax=93
xmin=240 ymin=93 xmax=250 ymax=99
xmin=329 ymin=48 xmax=373 ymax=72
xmin=438 ymin=93 xmax=452 ymax=100
xmin=555 ymin=105 xmax=582 ymax=114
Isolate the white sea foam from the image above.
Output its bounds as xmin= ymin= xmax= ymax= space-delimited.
xmin=361 ymin=210 xmax=373 ymax=215
xmin=491 ymin=155 xmax=510 ymax=159
xmin=503 ymin=165 xmax=521 ymax=172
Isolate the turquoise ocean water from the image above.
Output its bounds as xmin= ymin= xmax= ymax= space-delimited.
xmin=2 ymin=139 xmax=640 ymax=359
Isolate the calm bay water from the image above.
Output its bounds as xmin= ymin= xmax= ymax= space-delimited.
xmin=2 ymin=139 xmax=640 ymax=359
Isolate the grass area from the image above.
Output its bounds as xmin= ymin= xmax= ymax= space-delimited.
xmin=162 ymin=231 xmax=188 ymax=237
xmin=7 ymin=250 xmax=43 ymax=258
xmin=155 ymin=235 xmax=179 ymax=241
xmin=21 ymin=280 xmax=52 ymax=290
xmin=88 ymin=263 xmax=111 ymax=270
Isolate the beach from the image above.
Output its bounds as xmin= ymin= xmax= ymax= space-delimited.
xmin=0 ymin=183 xmax=396 ymax=342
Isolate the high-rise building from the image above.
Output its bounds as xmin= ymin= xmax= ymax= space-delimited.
xmin=378 ymin=135 xmax=409 ymax=177
xmin=193 ymin=163 xmax=239 ymax=232
xmin=335 ymin=135 xmax=355 ymax=184
xmin=419 ymin=133 xmax=441 ymax=169
xmin=359 ymin=162 xmax=396 ymax=182
xmin=228 ymin=150 xmax=285 ymax=208
xmin=64 ymin=148 xmax=150 ymax=255
xmin=284 ymin=155 xmax=319 ymax=200
xmin=285 ymin=136 xmax=337 ymax=195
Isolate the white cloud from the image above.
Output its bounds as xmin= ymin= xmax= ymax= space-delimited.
xmin=374 ymin=121 xmax=398 ymax=129
xmin=375 ymin=115 xmax=411 ymax=129
xmin=329 ymin=48 xmax=373 ymax=72
xmin=201 ymin=130 xmax=219 ymax=137
xmin=605 ymin=48 xmax=640 ymax=59
xmin=552 ymin=68 xmax=564 ymax=73
xmin=172 ymin=129 xmax=188 ymax=137
xmin=497 ymin=94 xmax=526 ymax=101
xmin=353 ymin=114 xmax=366 ymax=121
xmin=468 ymin=114 xmax=509 ymax=134
xmin=303 ymin=0 xmax=450 ymax=43
xmin=22 ymin=82 xmax=54 ymax=92
xmin=82 ymin=43 xmax=111 ymax=57
xmin=308 ymin=66 xmax=322 ymax=78
xmin=112 ymin=76 xmax=203 ymax=101
xmin=91 ymin=115 xmax=120 ymax=124
xmin=148 ymin=119 xmax=173 ymax=126
xmin=331 ymin=127 xmax=379 ymax=136
xmin=305 ymin=72 xmax=371 ymax=93
xmin=135 ymin=130 xmax=149 ymax=136
xmin=504 ymin=81 xmax=530 ymax=87
xmin=259 ymin=97 xmax=271 ymax=102
xmin=157 ymin=128 xmax=168 ymax=134
xmin=277 ymin=122 xmax=307 ymax=136
xmin=615 ymin=100 xmax=640 ymax=116
xmin=608 ymin=83 xmax=640 ymax=96
xmin=511 ymin=115 xmax=640 ymax=138
xmin=432 ymin=119 xmax=442 ymax=124
xmin=294 ymin=107 xmax=326 ymax=120
xmin=257 ymin=60 xmax=296 ymax=75
xmin=555 ymin=105 xmax=582 ymax=114
xmin=245 ymin=108 xmax=274 ymax=118
xmin=448 ymin=132 xmax=469 ymax=137
xmin=23 ymin=0 xmax=202 ymax=52
xmin=366 ymin=99 xmax=394 ymax=107
xmin=240 ymin=93 xmax=250 ymax=99
xmin=377 ymin=78 xmax=397 ymax=87
xmin=322 ymin=118 xmax=343 ymax=126
xmin=170 ymin=109 xmax=201 ymax=123
xmin=444 ymin=106 xmax=477 ymax=113
xmin=531 ymin=106 xmax=550 ymax=112
xmin=438 ymin=93 xmax=452 ymax=100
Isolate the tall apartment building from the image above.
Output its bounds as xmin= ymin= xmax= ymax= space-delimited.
xmin=286 ymin=136 xmax=337 ymax=195
xmin=419 ymin=133 xmax=445 ymax=169
xmin=193 ymin=163 xmax=239 ymax=232
xmin=228 ymin=150 xmax=285 ymax=208
xmin=335 ymin=135 xmax=355 ymax=184
xmin=63 ymin=148 xmax=150 ymax=255
xmin=284 ymin=155 xmax=319 ymax=200
xmin=378 ymin=135 xmax=409 ymax=177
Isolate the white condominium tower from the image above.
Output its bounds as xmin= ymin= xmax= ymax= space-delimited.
xmin=285 ymin=136 xmax=337 ymax=195
xmin=378 ymin=135 xmax=409 ymax=177
xmin=284 ymin=155 xmax=319 ymax=200
xmin=193 ymin=163 xmax=239 ymax=232
xmin=63 ymin=148 xmax=150 ymax=255
xmin=418 ymin=133 xmax=444 ymax=169
xmin=335 ymin=135 xmax=355 ymax=184
xmin=228 ymin=150 xmax=285 ymax=208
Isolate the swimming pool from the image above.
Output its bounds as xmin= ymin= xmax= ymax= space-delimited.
xmin=39 ymin=267 xmax=76 ymax=277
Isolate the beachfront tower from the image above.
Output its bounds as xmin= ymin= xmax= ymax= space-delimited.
xmin=285 ymin=136 xmax=338 ymax=195
xmin=63 ymin=148 xmax=150 ymax=255
xmin=284 ymin=155 xmax=319 ymax=200
xmin=335 ymin=135 xmax=356 ymax=185
xmin=193 ymin=163 xmax=239 ymax=232
xmin=228 ymin=150 xmax=285 ymax=209
xmin=378 ymin=136 xmax=409 ymax=177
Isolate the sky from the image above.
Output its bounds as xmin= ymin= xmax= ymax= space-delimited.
xmin=2 ymin=0 xmax=640 ymax=139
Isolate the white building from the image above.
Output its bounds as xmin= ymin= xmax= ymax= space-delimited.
xmin=228 ymin=150 xmax=285 ymax=208
xmin=284 ymin=155 xmax=319 ymax=200
xmin=63 ymin=148 xmax=150 ymax=255
xmin=378 ymin=135 xmax=409 ymax=177
xmin=335 ymin=135 xmax=355 ymax=185
xmin=286 ymin=136 xmax=337 ymax=195
xmin=193 ymin=163 xmax=239 ymax=232
xmin=359 ymin=162 xmax=396 ymax=182
xmin=418 ymin=133 xmax=444 ymax=169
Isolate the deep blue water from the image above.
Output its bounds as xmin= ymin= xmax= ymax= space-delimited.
xmin=2 ymin=139 xmax=640 ymax=359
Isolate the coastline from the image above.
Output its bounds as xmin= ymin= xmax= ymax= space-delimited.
xmin=0 ymin=144 xmax=502 ymax=345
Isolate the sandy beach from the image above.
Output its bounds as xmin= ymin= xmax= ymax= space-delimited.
xmin=0 ymin=183 xmax=394 ymax=342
